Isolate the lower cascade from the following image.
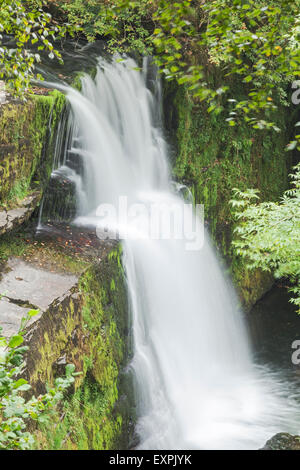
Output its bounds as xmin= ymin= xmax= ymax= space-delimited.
xmin=41 ymin=56 xmax=300 ymax=450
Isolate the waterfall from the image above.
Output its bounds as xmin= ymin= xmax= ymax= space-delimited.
xmin=44 ymin=56 xmax=300 ymax=449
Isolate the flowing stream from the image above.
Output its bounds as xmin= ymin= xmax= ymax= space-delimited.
xmin=40 ymin=56 xmax=300 ymax=449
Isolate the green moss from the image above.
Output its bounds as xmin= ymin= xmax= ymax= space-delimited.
xmin=165 ymin=82 xmax=293 ymax=308
xmin=6 ymin=178 xmax=30 ymax=205
xmin=0 ymin=233 xmax=28 ymax=262
xmin=37 ymin=377 xmax=123 ymax=450
xmin=29 ymin=247 xmax=131 ymax=450
xmin=0 ymin=90 xmax=66 ymax=206
xmin=0 ymin=230 xmax=88 ymax=274
xmin=0 ymin=231 xmax=130 ymax=452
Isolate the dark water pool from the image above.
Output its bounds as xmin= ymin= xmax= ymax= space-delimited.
xmin=249 ymin=284 xmax=300 ymax=378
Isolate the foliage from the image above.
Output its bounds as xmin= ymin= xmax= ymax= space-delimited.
xmin=0 ymin=309 xmax=77 ymax=450
xmin=230 ymin=163 xmax=300 ymax=311
xmin=60 ymin=0 xmax=155 ymax=55
xmin=0 ymin=0 xmax=74 ymax=96
xmin=36 ymin=378 xmax=123 ymax=450
xmin=152 ymin=0 xmax=300 ymax=132
xmin=2 ymin=0 xmax=300 ymax=135
xmin=60 ymin=0 xmax=300 ymax=137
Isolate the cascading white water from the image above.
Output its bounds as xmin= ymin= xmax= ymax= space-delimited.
xmin=47 ymin=56 xmax=300 ymax=449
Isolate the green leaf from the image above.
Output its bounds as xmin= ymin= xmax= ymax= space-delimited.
xmin=13 ymin=379 xmax=28 ymax=389
xmin=65 ymin=364 xmax=75 ymax=377
xmin=27 ymin=309 xmax=39 ymax=318
xmin=8 ymin=335 xmax=24 ymax=349
xmin=286 ymin=141 xmax=297 ymax=151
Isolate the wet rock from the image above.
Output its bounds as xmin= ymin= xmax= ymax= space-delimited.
xmin=56 ymin=354 xmax=67 ymax=366
xmin=23 ymin=194 xmax=39 ymax=207
xmin=262 ymin=433 xmax=300 ymax=450
xmin=0 ymin=192 xmax=42 ymax=236
xmin=7 ymin=207 xmax=28 ymax=221
xmin=53 ymin=353 xmax=68 ymax=377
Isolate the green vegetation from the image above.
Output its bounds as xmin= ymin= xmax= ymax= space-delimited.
xmin=0 ymin=231 xmax=130 ymax=449
xmin=36 ymin=377 xmax=124 ymax=450
xmin=0 ymin=309 xmax=76 ymax=450
xmin=6 ymin=179 xmax=31 ymax=206
xmin=2 ymin=1 xmax=300 ymax=133
xmin=60 ymin=0 xmax=154 ymax=54
xmin=0 ymin=0 xmax=70 ymax=96
xmin=0 ymin=0 xmax=299 ymax=450
xmin=53 ymin=0 xmax=300 ymax=135
xmin=0 ymin=89 xmax=65 ymax=205
xmin=231 ymin=163 xmax=300 ymax=312
xmin=166 ymin=81 xmax=293 ymax=308
xmin=31 ymin=256 xmax=130 ymax=450
xmin=151 ymin=1 xmax=300 ymax=130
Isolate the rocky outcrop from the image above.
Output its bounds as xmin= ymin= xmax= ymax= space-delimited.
xmin=0 ymin=230 xmax=132 ymax=450
xmin=0 ymin=192 xmax=42 ymax=236
xmin=262 ymin=433 xmax=300 ymax=450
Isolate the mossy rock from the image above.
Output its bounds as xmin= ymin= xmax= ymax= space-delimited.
xmin=0 ymin=90 xmax=65 ymax=207
xmin=164 ymin=81 xmax=294 ymax=309
xmin=262 ymin=433 xmax=300 ymax=450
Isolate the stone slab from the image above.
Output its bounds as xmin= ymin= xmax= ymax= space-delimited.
xmin=0 ymin=297 xmax=30 ymax=337
xmin=0 ymin=192 xmax=41 ymax=236
xmin=0 ymin=257 xmax=78 ymax=336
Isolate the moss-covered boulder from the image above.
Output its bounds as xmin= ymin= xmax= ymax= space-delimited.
xmin=262 ymin=433 xmax=300 ymax=450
